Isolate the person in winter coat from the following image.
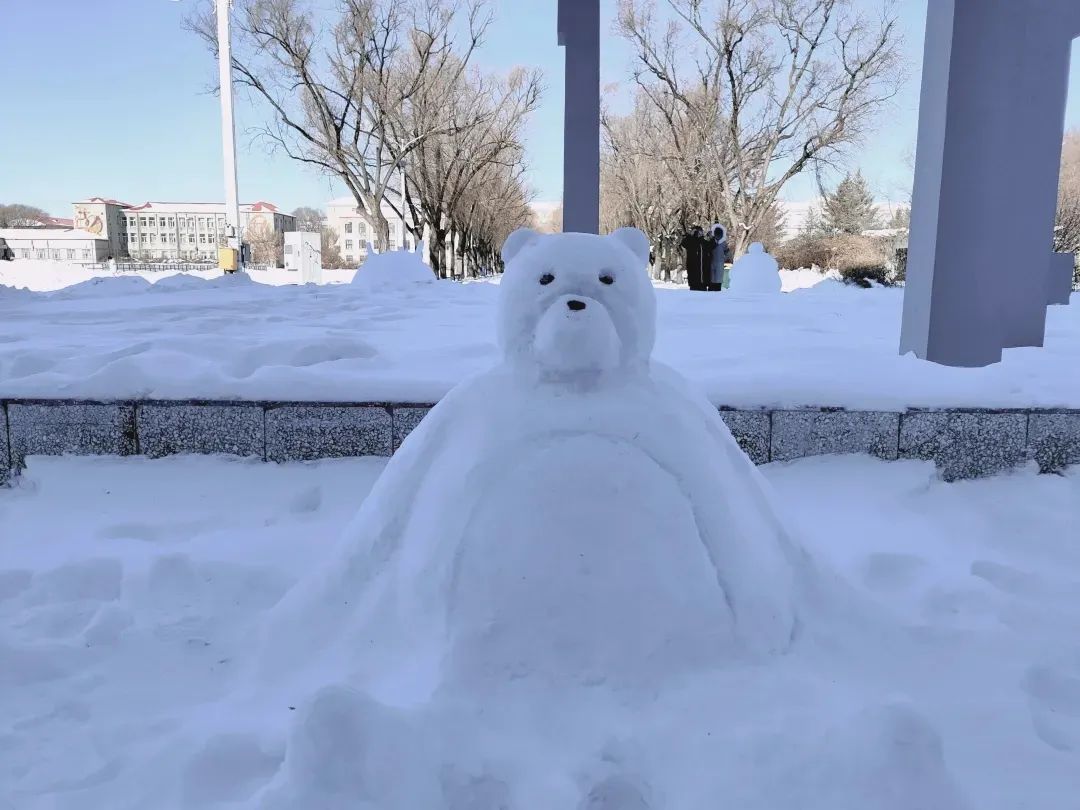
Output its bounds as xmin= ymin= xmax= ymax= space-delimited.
xmin=680 ymin=226 xmax=715 ymax=291
xmin=708 ymin=224 xmax=732 ymax=291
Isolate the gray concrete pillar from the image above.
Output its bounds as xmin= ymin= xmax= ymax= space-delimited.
xmin=558 ymin=0 xmax=601 ymax=234
xmin=901 ymin=0 xmax=1080 ymax=367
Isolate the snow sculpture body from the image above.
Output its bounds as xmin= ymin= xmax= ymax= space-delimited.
xmin=728 ymin=242 xmax=782 ymax=294
xmin=259 ymin=228 xmax=802 ymax=807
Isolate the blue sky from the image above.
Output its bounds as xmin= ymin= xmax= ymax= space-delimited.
xmin=1 ymin=0 xmax=1078 ymax=216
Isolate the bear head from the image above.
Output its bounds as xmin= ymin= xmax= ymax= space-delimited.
xmin=497 ymin=227 xmax=656 ymax=382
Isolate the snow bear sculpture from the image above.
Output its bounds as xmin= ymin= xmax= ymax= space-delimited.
xmin=266 ymin=227 xmax=799 ymax=701
xmin=252 ymin=226 xmax=808 ymax=807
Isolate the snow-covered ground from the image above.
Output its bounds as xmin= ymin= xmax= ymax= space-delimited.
xmin=1 ymin=453 xmax=1077 ymax=808
xmin=1 ymin=260 xmax=1077 ymax=409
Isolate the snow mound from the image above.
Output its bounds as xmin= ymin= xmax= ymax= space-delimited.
xmin=350 ymin=245 xmax=434 ymax=292
xmin=52 ymin=275 xmax=152 ymax=298
xmin=728 ymin=242 xmax=782 ymax=294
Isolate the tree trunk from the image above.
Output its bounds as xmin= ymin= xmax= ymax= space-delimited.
xmin=365 ymin=207 xmax=391 ymax=253
xmin=429 ymin=227 xmax=449 ymax=278
xmin=448 ymin=228 xmax=459 ymax=279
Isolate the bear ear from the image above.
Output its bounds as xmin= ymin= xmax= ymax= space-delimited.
xmin=608 ymin=227 xmax=650 ymax=267
xmin=501 ymin=228 xmax=541 ymax=264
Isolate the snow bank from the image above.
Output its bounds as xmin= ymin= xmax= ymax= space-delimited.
xmin=1 ymin=260 xmax=1079 ymax=409
xmin=2 ymin=454 xmax=1077 ymax=808
xmin=349 ymin=246 xmax=435 ymax=292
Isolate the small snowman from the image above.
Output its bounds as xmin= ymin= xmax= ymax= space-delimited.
xmin=727 ymin=241 xmax=782 ymax=294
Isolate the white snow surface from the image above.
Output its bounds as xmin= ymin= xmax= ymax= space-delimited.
xmin=1 ymin=259 xmax=1078 ymax=408
xmin=349 ymin=246 xmax=435 ymax=292
xmin=2 ymin=453 xmax=1078 ymax=808
xmin=728 ymin=242 xmax=782 ymax=294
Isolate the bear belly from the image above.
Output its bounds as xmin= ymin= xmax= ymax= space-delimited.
xmin=443 ymin=433 xmax=734 ymax=693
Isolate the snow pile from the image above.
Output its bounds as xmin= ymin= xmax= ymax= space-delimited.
xmin=349 ymin=244 xmax=435 ymax=292
xmin=0 ymin=259 xmax=359 ymax=293
xmin=728 ymin=241 xmax=782 ymax=294
xmin=3 ymin=452 xmax=1078 ymax=808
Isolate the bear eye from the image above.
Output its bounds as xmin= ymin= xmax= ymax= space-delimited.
xmin=539 ymin=272 xmax=555 ymax=286
xmin=599 ymin=273 xmax=615 ymax=285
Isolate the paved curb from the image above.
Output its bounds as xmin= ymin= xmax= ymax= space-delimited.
xmin=1 ymin=399 xmax=1077 ymax=484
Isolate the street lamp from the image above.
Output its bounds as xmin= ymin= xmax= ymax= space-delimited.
xmin=173 ymin=0 xmax=243 ymax=272
xmin=215 ymin=0 xmax=243 ymax=272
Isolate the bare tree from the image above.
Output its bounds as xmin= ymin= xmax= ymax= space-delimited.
xmin=399 ymin=62 xmax=542 ymax=276
xmin=245 ymin=219 xmax=284 ymax=265
xmin=534 ymin=203 xmax=563 ymax=234
xmin=188 ymin=0 xmax=493 ymax=252
xmin=450 ymin=159 xmax=534 ymax=276
xmin=291 ymin=206 xmax=325 ymax=233
xmin=321 ymin=226 xmax=347 ymax=268
xmin=601 ymin=86 xmax=725 ymax=279
xmin=1056 ymin=129 xmax=1080 ymax=259
xmin=614 ymin=0 xmax=903 ymax=257
xmin=0 ymin=203 xmax=50 ymax=228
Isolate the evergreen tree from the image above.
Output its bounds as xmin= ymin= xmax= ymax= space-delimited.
xmin=823 ymin=171 xmax=881 ymax=235
xmin=800 ymin=203 xmax=826 ymax=237
xmin=889 ymin=206 xmax=911 ymax=230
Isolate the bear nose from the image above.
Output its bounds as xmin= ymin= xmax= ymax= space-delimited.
xmin=567 ymin=299 xmax=587 ymax=311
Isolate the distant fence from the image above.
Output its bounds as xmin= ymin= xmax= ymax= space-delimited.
xmin=75 ymin=262 xmax=273 ymax=274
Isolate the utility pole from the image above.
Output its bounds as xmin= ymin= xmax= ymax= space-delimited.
xmin=216 ymin=0 xmax=243 ymax=272
xmin=557 ymin=0 xmax=600 ymax=234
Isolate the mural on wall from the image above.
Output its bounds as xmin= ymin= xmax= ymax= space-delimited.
xmin=73 ymin=206 xmax=105 ymax=236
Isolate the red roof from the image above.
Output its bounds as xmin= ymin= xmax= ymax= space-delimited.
xmin=83 ymin=197 xmax=132 ymax=208
xmin=43 ymin=217 xmax=74 ymax=228
xmin=247 ymin=201 xmax=278 ymax=212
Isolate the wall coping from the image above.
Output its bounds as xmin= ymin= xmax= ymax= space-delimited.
xmin=2 ymin=399 xmax=1078 ymax=485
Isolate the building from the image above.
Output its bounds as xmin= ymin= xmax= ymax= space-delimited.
xmin=0 ymin=228 xmax=111 ymax=263
xmin=326 ymin=195 xmax=416 ymax=267
xmin=71 ymin=197 xmax=296 ymax=261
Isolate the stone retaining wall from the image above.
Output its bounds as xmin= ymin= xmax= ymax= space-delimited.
xmin=1 ymin=399 xmax=1078 ymax=486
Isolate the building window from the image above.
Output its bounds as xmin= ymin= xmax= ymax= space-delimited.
xmin=37 ymin=250 xmax=47 ymax=259
xmin=198 ymin=217 xmax=206 ymax=228
xmin=126 ymin=217 xmax=134 ymax=226
xmin=66 ymin=249 xmax=75 ymax=259
xmin=21 ymin=249 xmax=29 ymax=258
xmin=187 ymin=218 xmax=195 ymax=229
xmin=345 ymin=255 xmax=354 ymax=263
xmin=345 ymin=222 xmax=353 ymax=234
xmin=345 ymin=240 xmax=353 ymax=250
xmin=187 ymin=235 xmax=195 ymax=244
xmin=389 ymin=240 xmax=397 ymax=250
xmin=52 ymin=249 xmax=62 ymax=260
xmin=167 ymin=217 xmax=175 ymax=225
xmin=158 ymin=217 xmax=166 ymax=227
xmin=199 ymin=234 xmax=206 ymax=244
xmin=358 ymin=223 xmax=368 ymax=238
xmin=81 ymin=249 xmax=90 ymax=260
xmin=140 ymin=217 xmax=148 ymax=226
